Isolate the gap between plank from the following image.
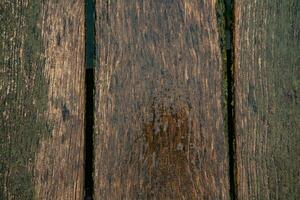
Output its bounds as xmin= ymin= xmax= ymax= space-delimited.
xmin=224 ymin=0 xmax=237 ymax=199
xmin=84 ymin=0 xmax=95 ymax=199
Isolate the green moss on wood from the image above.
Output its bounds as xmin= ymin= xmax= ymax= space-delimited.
xmin=0 ymin=1 xmax=49 ymax=199
xmin=216 ymin=0 xmax=228 ymax=127
xmin=235 ymin=0 xmax=300 ymax=199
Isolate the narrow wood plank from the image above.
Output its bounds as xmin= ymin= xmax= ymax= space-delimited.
xmin=234 ymin=0 xmax=300 ymax=199
xmin=0 ymin=0 xmax=85 ymax=199
xmin=94 ymin=1 xmax=229 ymax=199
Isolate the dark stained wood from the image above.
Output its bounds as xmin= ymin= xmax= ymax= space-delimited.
xmin=234 ymin=0 xmax=300 ymax=199
xmin=94 ymin=1 xmax=230 ymax=199
xmin=0 ymin=0 xmax=85 ymax=199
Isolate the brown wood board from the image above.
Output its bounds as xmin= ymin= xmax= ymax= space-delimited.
xmin=0 ymin=0 xmax=85 ymax=199
xmin=93 ymin=1 xmax=230 ymax=199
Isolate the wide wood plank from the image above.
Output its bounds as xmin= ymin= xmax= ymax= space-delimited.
xmin=94 ymin=1 xmax=229 ymax=199
xmin=0 ymin=0 xmax=85 ymax=199
xmin=234 ymin=0 xmax=300 ymax=199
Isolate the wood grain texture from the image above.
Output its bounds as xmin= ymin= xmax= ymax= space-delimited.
xmin=0 ymin=0 xmax=85 ymax=199
xmin=234 ymin=0 xmax=300 ymax=199
xmin=94 ymin=1 xmax=229 ymax=199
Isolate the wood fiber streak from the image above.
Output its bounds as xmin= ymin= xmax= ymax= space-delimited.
xmin=94 ymin=1 xmax=229 ymax=199
xmin=234 ymin=1 xmax=300 ymax=199
xmin=0 ymin=0 xmax=85 ymax=199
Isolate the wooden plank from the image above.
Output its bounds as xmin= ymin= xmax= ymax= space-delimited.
xmin=94 ymin=1 xmax=230 ymax=199
xmin=234 ymin=0 xmax=300 ymax=199
xmin=0 ymin=0 xmax=85 ymax=199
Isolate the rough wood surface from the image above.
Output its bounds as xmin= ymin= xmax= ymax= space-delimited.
xmin=94 ymin=1 xmax=229 ymax=199
xmin=234 ymin=0 xmax=300 ymax=199
xmin=0 ymin=0 xmax=85 ymax=199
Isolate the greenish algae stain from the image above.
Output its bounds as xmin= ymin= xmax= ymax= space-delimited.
xmin=263 ymin=1 xmax=300 ymax=198
xmin=216 ymin=0 xmax=228 ymax=136
xmin=234 ymin=0 xmax=300 ymax=199
xmin=0 ymin=1 xmax=50 ymax=199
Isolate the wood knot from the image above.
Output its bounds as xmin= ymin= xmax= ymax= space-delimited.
xmin=61 ymin=104 xmax=70 ymax=121
xmin=141 ymin=100 xmax=198 ymax=197
xmin=143 ymin=103 xmax=190 ymax=155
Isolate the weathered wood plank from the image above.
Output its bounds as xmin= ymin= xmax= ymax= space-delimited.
xmin=234 ymin=0 xmax=300 ymax=199
xmin=94 ymin=1 xmax=229 ymax=199
xmin=0 ymin=0 xmax=85 ymax=199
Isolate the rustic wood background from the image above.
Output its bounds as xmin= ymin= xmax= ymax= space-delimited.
xmin=0 ymin=0 xmax=299 ymax=199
